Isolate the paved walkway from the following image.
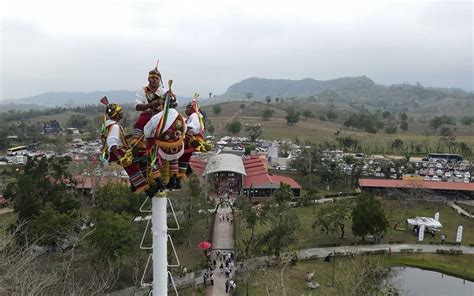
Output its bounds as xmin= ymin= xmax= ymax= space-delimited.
xmin=208 ymin=205 xmax=235 ymax=296
xmin=240 ymin=244 xmax=474 ymax=271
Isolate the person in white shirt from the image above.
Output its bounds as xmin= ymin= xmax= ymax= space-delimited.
xmin=132 ymin=67 xmax=166 ymax=139
xmin=100 ymin=100 xmax=157 ymax=197
xmin=178 ymin=102 xmax=207 ymax=178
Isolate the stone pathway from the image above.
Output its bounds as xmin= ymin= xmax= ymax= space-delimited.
xmin=208 ymin=205 xmax=235 ymax=296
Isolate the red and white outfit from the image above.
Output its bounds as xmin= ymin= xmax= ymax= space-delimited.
xmin=133 ymin=86 xmax=165 ymax=137
xmin=178 ymin=111 xmax=204 ymax=176
xmin=105 ymin=119 xmax=149 ymax=193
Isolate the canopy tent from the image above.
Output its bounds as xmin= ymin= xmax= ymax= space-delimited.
xmin=406 ymin=217 xmax=442 ymax=229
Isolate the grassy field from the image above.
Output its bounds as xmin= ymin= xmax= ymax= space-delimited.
xmin=3 ymin=100 xmax=474 ymax=156
xmin=201 ymin=101 xmax=474 ymax=154
xmin=235 ymin=199 xmax=474 ymax=257
xmin=235 ymin=254 xmax=474 ymax=296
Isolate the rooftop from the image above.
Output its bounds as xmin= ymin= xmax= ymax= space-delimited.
xmin=359 ymin=178 xmax=474 ymax=192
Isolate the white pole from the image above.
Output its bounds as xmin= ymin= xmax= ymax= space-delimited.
xmin=152 ymin=195 xmax=168 ymax=295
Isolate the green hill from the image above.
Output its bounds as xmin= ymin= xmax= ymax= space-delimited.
xmin=219 ymin=77 xmax=473 ymax=116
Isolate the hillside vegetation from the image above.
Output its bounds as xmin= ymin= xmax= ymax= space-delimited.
xmin=219 ymin=77 xmax=473 ymax=117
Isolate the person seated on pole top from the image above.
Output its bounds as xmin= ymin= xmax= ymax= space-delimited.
xmin=178 ymin=96 xmax=212 ymax=179
xmin=133 ymin=64 xmax=165 ymax=140
xmin=143 ymin=81 xmax=186 ymax=190
xmin=99 ymin=97 xmax=158 ymax=197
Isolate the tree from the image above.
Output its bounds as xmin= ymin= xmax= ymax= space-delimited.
xmin=27 ymin=206 xmax=75 ymax=246
xmin=67 ymin=114 xmax=88 ymax=129
xmin=334 ymin=255 xmax=400 ymax=295
xmin=259 ymin=183 xmax=299 ymax=258
xmin=285 ymin=108 xmax=300 ymax=125
xmin=7 ymin=156 xmax=79 ymax=226
xmin=382 ymin=110 xmax=391 ymax=119
xmin=327 ymin=109 xmax=338 ymax=120
xmin=245 ymin=124 xmax=263 ymax=142
xmin=399 ymin=112 xmax=408 ymax=121
xmin=171 ymin=175 xmax=208 ymax=247
xmin=351 ymin=192 xmax=389 ymax=241
xmin=206 ymin=119 xmax=215 ymax=134
xmin=390 ymin=138 xmax=404 ymax=151
xmin=343 ymin=112 xmax=380 ymax=134
xmin=95 ymin=183 xmax=147 ymax=216
xmin=458 ymin=142 xmax=472 ymax=158
xmin=261 ymin=108 xmax=274 ymax=121
xmin=460 ymin=116 xmax=473 ymax=126
xmin=384 ymin=126 xmax=397 ymax=135
xmin=275 ymin=97 xmax=280 ymax=103
xmin=226 ymin=119 xmax=242 ymax=135
xmin=265 ymin=96 xmax=272 ymax=104
xmin=237 ymin=197 xmax=267 ymax=257
xmin=89 ymin=210 xmax=135 ymax=261
xmin=336 ymin=136 xmax=360 ymax=152
xmin=319 ymin=159 xmax=342 ymax=187
xmin=429 ymin=115 xmax=455 ymax=130
xmin=302 ymin=110 xmax=314 ymax=120
xmin=313 ymin=199 xmax=352 ymax=239
xmin=439 ymin=126 xmax=453 ymax=137
xmin=212 ymin=105 xmax=222 ymax=115
xmin=400 ymin=121 xmax=408 ymax=131
xmin=245 ymin=92 xmax=253 ymax=101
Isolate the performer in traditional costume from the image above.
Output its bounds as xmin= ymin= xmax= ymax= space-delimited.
xmin=132 ymin=62 xmax=175 ymax=183
xmin=178 ymin=94 xmax=211 ymax=179
xmin=144 ymin=80 xmax=186 ymax=190
xmin=99 ymin=97 xmax=158 ymax=197
xmin=132 ymin=62 xmax=166 ymax=141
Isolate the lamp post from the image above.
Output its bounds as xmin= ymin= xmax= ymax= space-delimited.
xmin=305 ymin=145 xmax=312 ymax=188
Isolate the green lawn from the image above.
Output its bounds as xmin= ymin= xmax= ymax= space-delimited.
xmin=204 ymin=102 xmax=474 ymax=153
xmin=235 ymin=199 xmax=474 ymax=257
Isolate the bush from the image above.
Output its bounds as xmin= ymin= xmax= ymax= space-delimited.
xmin=435 ymin=249 xmax=463 ymax=255
xmin=318 ymin=243 xmax=341 ymax=248
xmin=360 ymin=250 xmax=388 ymax=255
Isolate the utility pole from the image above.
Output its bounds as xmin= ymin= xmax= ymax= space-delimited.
xmin=305 ymin=145 xmax=312 ymax=188
xmin=152 ymin=194 xmax=168 ymax=295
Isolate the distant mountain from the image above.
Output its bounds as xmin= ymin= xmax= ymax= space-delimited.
xmin=0 ymin=103 xmax=48 ymax=112
xmin=218 ymin=76 xmax=473 ymax=115
xmin=220 ymin=76 xmax=376 ymax=99
xmin=0 ymin=90 xmax=193 ymax=111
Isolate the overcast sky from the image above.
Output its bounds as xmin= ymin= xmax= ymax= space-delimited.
xmin=1 ymin=0 xmax=472 ymax=100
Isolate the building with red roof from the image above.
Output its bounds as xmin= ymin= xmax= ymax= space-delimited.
xmin=73 ymin=175 xmax=129 ymax=196
xmin=358 ymin=178 xmax=474 ymax=198
xmin=197 ymin=153 xmax=301 ymax=200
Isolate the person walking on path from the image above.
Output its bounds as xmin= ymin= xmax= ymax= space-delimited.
xmin=210 ymin=205 xmax=235 ymax=295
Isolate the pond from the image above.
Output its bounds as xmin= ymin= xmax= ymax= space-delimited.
xmin=390 ymin=267 xmax=473 ymax=296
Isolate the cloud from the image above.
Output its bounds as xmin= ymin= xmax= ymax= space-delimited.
xmin=1 ymin=0 xmax=472 ymax=100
